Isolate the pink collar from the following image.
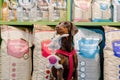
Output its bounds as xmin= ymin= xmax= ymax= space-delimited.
xmin=56 ymin=49 xmax=76 ymax=80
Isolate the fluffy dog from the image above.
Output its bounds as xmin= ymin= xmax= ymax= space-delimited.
xmin=50 ymin=21 xmax=78 ymax=80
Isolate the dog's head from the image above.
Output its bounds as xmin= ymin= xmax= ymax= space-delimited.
xmin=55 ymin=21 xmax=78 ymax=36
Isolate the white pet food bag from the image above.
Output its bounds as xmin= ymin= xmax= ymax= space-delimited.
xmin=112 ymin=0 xmax=120 ymax=22
xmin=32 ymin=24 xmax=55 ymax=80
xmin=49 ymin=0 xmax=67 ymax=22
xmin=0 ymin=27 xmax=1 ymax=79
xmin=92 ymin=0 xmax=112 ymax=22
xmin=37 ymin=0 xmax=49 ymax=21
xmin=72 ymin=0 xmax=92 ymax=22
xmin=74 ymin=28 xmax=102 ymax=80
xmin=103 ymin=26 xmax=120 ymax=80
xmin=1 ymin=25 xmax=32 ymax=80
xmin=0 ymin=47 xmax=1 ymax=79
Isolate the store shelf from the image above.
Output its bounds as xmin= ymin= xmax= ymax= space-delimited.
xmin=0 ymin=21 xmax=59 ymax=26
xmin=0 ymin=21 xmax=120 ymax=26
xmin=75 ymin=22 xmax=120 ymax=26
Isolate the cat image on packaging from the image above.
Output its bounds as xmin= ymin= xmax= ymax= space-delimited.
xmin=2 ymin=1 xmax=9 ymax=21
xmin=92 ymin=0 xmax=112 ymax=22
xmin=112 ymin=0 xmax=120 ymax=22
xmin=72 ymin=0 xmax=92 ymax=22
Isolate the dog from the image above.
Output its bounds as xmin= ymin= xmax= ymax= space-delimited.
xmin=50 ymin=21 xmax=78 ymax=80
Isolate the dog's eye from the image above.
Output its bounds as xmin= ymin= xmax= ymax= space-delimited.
xmin=59 ymin=22 xmax=62 ymax=25
xmin=64 ymin=22 xmax=68 ymax=25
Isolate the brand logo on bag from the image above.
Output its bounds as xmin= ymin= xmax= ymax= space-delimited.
xmin=114 ymin=43 xmax=120 ymax=47
xmin=78 ymin=38 xmax=99 ymax=59
xmin=7 ymin=39 xmax=29 ymax=58
xmin=41 ymin=40 xmax=52 ymax=57
xmin=113 ymin=41 xmax=120 ymax=58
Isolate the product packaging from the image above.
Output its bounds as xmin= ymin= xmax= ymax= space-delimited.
xmin=103 ymin=26 xmax=120 ymax=80
xmin=112 ymin=0 xmax=120 ymax=22
xmin=49 ymin=0 xmax=67 ymax=21
xmin=2 ymin=1 xmax=9 ymax=21
xmin=74 ymin=28 xmax=102 ymax=80
xmin=32 ymin=24 xmax=55 ymax=80
xmin=37 ymin=0 xmax=49 ymax=21
xmin=72 ymin=0 xmax=92 ymax=22
xmin=0 ymin=47 xmax=1 ymax=79
xmin=19 ymin=0 xmax=37 ymax=21
xmin=1 ymin=25 xmax=32 ymax=80
xmin=7 ymin=0 xmax=17 ymax=21
xmin=92 ymin=0 xmax=112 ymax=22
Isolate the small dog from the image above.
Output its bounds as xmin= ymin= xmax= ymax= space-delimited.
xmin=50 ymin=21 xmax=78 ymax=80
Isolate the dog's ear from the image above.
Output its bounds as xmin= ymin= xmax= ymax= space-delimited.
xmin=70 ymin=22 xmax=78 ymax=36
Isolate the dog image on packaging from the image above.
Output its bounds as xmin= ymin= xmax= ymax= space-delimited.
xmin=72 ymin=0 xmax=92 ymax=22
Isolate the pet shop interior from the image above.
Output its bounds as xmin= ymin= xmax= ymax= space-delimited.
xmin=0 ymin=0 xmax=120 ymax=80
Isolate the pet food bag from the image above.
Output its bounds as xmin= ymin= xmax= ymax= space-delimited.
xmin=92 ymin=0 xmax=112 ymax=22
xmin=103 ymin=26 xmax=120 ymax=80
xmin=49 ymin=0 xmax=67 ymax=22
xmin=32 ymin=24 xmax=55 ymax=80
xmin=0 ymin=28 xmax=1 ymax=79
xmin=0 ymin=47 xmax=1 ymax=78
xmin=0 ymin=25 xmax=32 ymax=80
xmin=37 ymin=0 xmax=49 ymax=21
xmin=72 ymin=0 xmax=92 ymax=22
xmin=112 ymin=0 xmax=120 ymax=22
xmin=74 ymin=28 xmax=102 ymax=80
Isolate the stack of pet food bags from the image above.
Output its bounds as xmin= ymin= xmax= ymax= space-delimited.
xmin=0 ymin=25 xmax=32 ymax=80
xmin=103 ymin=26 xmax=120 ymax=80
xmin=32 ymin=24 xmax=55 ymax=80
xmin=74 ymin=28 xmax=102 ymax=80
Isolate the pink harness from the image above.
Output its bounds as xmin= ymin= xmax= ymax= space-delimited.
xmin=56 ymin=49 xmax=76 ymax=80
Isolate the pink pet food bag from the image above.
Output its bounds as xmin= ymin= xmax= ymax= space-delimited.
xmin=1 ymin=25 xmax=32 ymax=80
